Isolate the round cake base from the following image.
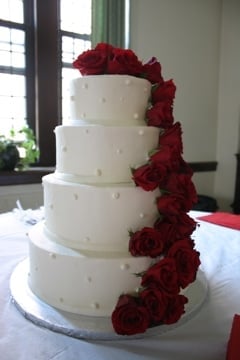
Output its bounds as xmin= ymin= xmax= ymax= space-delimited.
xmin=10 ymin=259 xmax=208 ymax=341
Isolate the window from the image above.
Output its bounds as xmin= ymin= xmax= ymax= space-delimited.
xmin=0 ymin=0 xmax=27 ymax=136
xmin=0 ymin=0 xmax=92 ymax=168
xmin=0 ymin=0 xmax=128 ymax=181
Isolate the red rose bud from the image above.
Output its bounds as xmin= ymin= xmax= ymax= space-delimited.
xmin=107 ymin=48 xmax=143 ymax=76
xmin=157 ymin=193 xmax=187 ymax=216
xmin=73 ymin=47 xmax=109 ymax=75
xmin=154 ymin=213 xmax=197 ymax=241
xmin=140 ymin=287 xmax=168 ymax=323
xmin=142 ymin=57 xmax=164 ymax=84
xmin=162 ymin=294 xmax=188 ymax=324
xmin=94 ymin=42 xmax=114 ymax=52
xmin=132 ymin=162 xmax=167 ymax=191
xmin=153 ymin=219 xmax=178 ymax=250
xmin=164 ymin=173 xmax=198 ymax=208
xmin=129 ymin=227 xmax=165 ymax=258
xmin=111 ymin=294 xmax=150 ymax=335
xmin=150 ymin=145 xmax=182 ymax=173
xmin=159 ymin=122 xmax=183 ymax=154
xmin=141 ymin=257 xmax=180 ymax=296
xmin=167 ymin=239 xmax=201 ymax=288
xmin=146 ymin=101 xmax=174 ymax=128
xmin=152 ymin=79 xmax=176 ymax=105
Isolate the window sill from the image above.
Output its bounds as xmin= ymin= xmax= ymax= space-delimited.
xmin=0 ymin=167 xmax=54 ymax=186
xmin=0 ymin=162 xmax=217 ymax=186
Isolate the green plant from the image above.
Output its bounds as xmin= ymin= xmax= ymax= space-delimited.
xmin=0 ymin=126 xmax=39 ymax=171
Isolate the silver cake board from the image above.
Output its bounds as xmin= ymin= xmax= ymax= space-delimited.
xmin=10 ymin=259 xmax=208 ymax=341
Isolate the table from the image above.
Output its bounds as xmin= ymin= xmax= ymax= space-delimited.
xmin=0 ymin=210 xmax=240 ymax=360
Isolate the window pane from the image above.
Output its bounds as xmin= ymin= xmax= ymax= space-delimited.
xmin=0 ymin=27 xmax=25 ymax=68
xmin=0 ymin=73 xmax=26 ymax=136
xmin=60 ymin=0 xmax=92 ymax=34
xmin=0 ymin=74 xmax=25 ymax=96
xmin=62 ymin=36 xmax=91 ymax=65
xmin=0 ymin=0 xmax=24 ymax=23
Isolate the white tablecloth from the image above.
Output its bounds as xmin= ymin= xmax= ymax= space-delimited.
xmin=0 ymin=210 xmax=240 ymax=360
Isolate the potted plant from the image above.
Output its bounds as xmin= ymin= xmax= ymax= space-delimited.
xmin=0 ymin=126 xmax=39 ymax=171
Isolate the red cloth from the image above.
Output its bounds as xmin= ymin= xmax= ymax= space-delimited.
xmin=197 ymin=212 xmax=240 ymax=230
xmin=226 ymin=314 xmax=240 ymax=360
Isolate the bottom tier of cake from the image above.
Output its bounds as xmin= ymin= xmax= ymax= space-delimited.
xmin=28 ymin=222 xmax=153 ymax=317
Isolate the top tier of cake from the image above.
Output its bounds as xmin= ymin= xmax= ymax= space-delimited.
xmin=56 ymin=74 xmax=159 ymax=184
xmin=66 ymin=75 xmax=152 ymax=126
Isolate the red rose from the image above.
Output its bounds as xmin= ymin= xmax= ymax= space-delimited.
xmin=94 ymin=42 xmax=114 ymax=52
xmin=167 ymin=239 xmax=201 ymax=288
xmin=141 ymin=257 xmax=180 ymax=296
xmin=164 ymin=173 xmax=198 ymax=210
xmin=162 ymin=294 xmax=188 ymax=324
xmin=152 ymin=79 xmax=176 ymax=105
xmin=73 ymin=43 xmax=113 ymax=75
xmin=142 ymin=57 xmax=164 ymax=84
xmin=140 ymin=287 xmax=168 ymax=323
xmin=177 ymin=156 xmax=194 ymax=176
xmin=129 ymin=227 xmax=165 ymax=258
xmin=154 ymin=213 xmax=197 ymax=242
xmin=111 ymin=294 xmax=150 ymax=335
xmin=170 ymin=212 xmax=197 ymax=238
xmin=153 ymin=219 xmax=179 ymax=249
xmin=159 ymin=122 xmax=183 ymax=154
xmin=132 ymin=162 xmax=167 ymax=191
xmin=150 ymin=145 xmax=182 ymax=174
xmin=146 ymin=101 xmax=174 ymax=128
xmin=157 ymin=193 xmax=188 ymax=216
xmin=107 ymin=48 xmax=143 ymax=76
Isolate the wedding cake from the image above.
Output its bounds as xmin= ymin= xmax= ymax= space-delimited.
xmin=28 ymin=43 xmax=200 ymax=336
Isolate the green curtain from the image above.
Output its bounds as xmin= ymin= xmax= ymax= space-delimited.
xmin=91 ymin=0 xmax=127 ymax=48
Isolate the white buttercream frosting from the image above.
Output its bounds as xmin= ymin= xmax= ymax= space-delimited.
xmin=29 ymin=74 xmax=161 ymax=318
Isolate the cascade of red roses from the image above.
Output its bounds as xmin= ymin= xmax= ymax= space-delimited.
xmin=73 ymin=43 xmax=201 ymax=336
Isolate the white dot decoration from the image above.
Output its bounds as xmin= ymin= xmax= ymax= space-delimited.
xmin=81 ymin=112 xmax=86 ymax=118
xmin=120 ymin=96 xmax=124 ymax=102
xmin=100 ymin=97 xmax=106 ymax=103
xmin=91 ymin=302 xmax=100 ymax=309
xmin=74 ymin=193 xmax=78 ymax=200
xmin=120 ymin=263 xmax=130 ymax=270
xmin=139 ymin=213 xmax=145 ymax=218
xmin=49 ymin=253 xmax=56 ymax=259
xmin=133 ymin=113 xmax=139 ymax=119
xmin=112 ymin=192 xmax=120 ymax=199
xmin=82 ymin=83 xmax=88 ymax=89
xmin=85 ymin=276 xmax=92 ymax=283
xmin=144 ymin=86 xmax=149 ymax=93
xmin=138 ymin=129 xmax=144 ymax=136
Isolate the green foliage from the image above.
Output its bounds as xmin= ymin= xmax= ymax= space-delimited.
xmin=0 ymin=126 xmax=39 ymax=171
